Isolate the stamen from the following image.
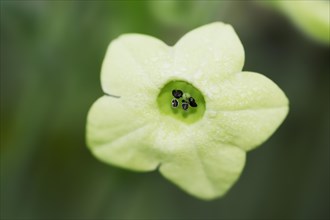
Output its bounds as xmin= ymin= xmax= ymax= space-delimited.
xmin=188 ymin=97 xmax=197 ymax=107
xmin=182 ymin=100 xmax=189 ymax=111
xmin=172 ymin=90 xmax=183 ymax=99
xmin=171 ymin=99 xmax=179 ymax=108
xmin=157 ymin=80 xmax=205 ymax=123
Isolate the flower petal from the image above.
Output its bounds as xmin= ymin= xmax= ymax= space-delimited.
xmin=101 ymin=34 xmax=172 ymax=98
xmin=173 ymin=22 xmax=245 ymax=86
xmin=205 ymin=71 xmax=289 ymax=151
xmin=86 ymin=96 xmax=160 ymax=171
xmin=159 ymin=140 xmax=246 ymax=200
xmin=153 ymin=120 xmax=246 ymax=200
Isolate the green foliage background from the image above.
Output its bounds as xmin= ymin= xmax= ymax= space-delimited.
xmin=1 ymin=1 xmax=329 ymax=219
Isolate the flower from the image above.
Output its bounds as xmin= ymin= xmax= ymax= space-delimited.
xmin=86 ymin=22 xmax=289 ymax=200
xmin=264 ymin=1 xmax=329 ymax=45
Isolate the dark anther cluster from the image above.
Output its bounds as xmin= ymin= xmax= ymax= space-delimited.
xmin=171 ymin=89 xmax=198 ymax=111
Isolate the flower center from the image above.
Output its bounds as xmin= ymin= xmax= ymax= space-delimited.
xmin=157 ymin=80 xmax=205 ymax=124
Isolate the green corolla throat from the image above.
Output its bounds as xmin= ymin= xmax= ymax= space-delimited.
xmin=157 ymin=80 xmax=206 ymax=123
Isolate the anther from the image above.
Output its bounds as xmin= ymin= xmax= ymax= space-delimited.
xmin=182 ymin=100 xmax=189 ymax=111
xmin=172 ymin=90 xmax=183 ymax=99
xmin=188 ymin=97 xmax=197 ymax=107
xmin=171 ymin=99 xmax=179 ymax=108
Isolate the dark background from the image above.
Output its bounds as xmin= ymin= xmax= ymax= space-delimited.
xmin=1 ymin=1 xmax=329 ymax=219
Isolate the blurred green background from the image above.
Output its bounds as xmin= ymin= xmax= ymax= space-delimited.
xmin=1 ymin=1 xmax=329 ymax=219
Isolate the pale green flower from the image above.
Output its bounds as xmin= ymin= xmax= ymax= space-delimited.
xmin=86 ymin=22 xmax=289 ymax=200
